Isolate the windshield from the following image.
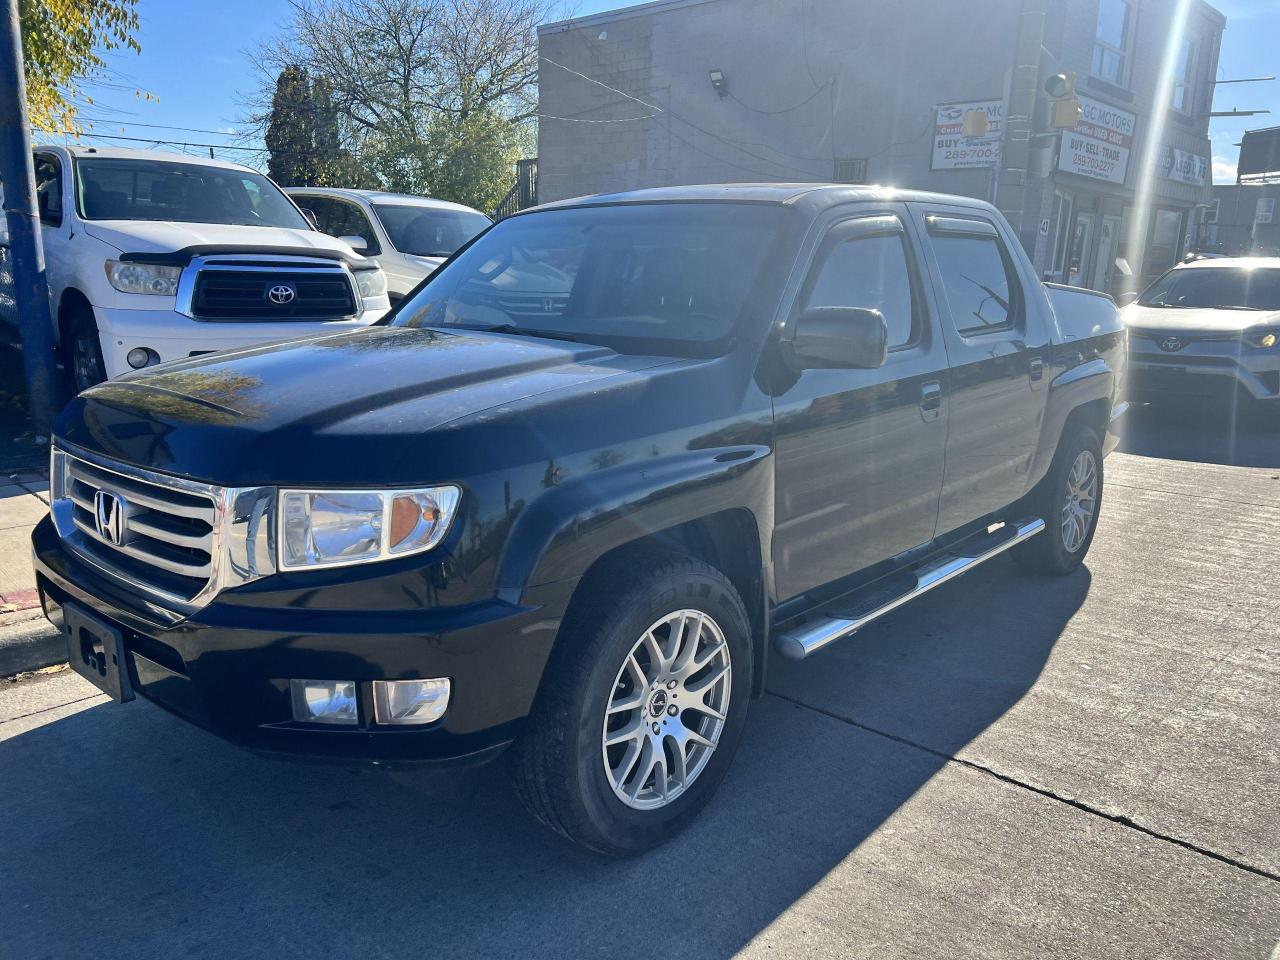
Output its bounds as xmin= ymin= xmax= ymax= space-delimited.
xmin=75 ymin=158 xmax=309 ymax=229
xmin=391 ymin=202 xmax=789 ymax=354
xmin=374 ymin=204 xmax=490 ymax=257
xmin=1138 ymin=266 xmax=1280 ymax=310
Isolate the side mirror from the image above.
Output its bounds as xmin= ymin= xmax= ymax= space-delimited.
xmin=1116 ymin=291 xmax=1138 ymax=307
xmin=339 ymin=234 xmax=368 ymax=253
xmin=790 ymin=307 xmax=888 ymax=369
xmin=299 ymin=207 xmax=319 ymax=229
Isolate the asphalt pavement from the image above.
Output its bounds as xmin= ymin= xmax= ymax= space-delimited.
xmin=2 ymin=405 xmax=1278 ymax=960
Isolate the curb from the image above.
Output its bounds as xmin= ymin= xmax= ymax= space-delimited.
xmin=0 ymin=614 xmax=64 ymax=678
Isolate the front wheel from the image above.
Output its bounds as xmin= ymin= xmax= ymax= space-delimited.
xmin=1015 ymin=423 xmax=1103 ymax=575
xmin=512 ymin=555 xmax=752 ymax=855
xmin=65 ymin=307 xmax=107 ymax=393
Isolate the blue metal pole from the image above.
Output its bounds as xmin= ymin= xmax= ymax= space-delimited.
xmin=0 ymin=0 xmax=61 ymax=437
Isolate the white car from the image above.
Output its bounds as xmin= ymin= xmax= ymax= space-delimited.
xmin=285 ymin=188 xmax=491 ymax=303
xmin=1122 ymin=256 xmax=1280 ymax=413
xmin=15 ymin=145 xmax=390 ymax=391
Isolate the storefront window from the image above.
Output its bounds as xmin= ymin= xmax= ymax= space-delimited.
xmin=1144 ymin=208 xmax=1187 ymax=283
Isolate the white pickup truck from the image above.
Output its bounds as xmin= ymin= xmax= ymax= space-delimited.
xmin=13 ymin=145 xmax=389 ymax=391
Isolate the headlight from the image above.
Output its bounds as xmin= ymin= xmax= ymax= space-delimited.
xmin=104 ymin=260 xmax=181 ymax=296
xmin=279 ymin=485 xmax=460 ymax=570
xmin=353 ymin=267 xmax=387 ymax=299
xmin=1253 ymin=331 xmax=1277 ymax=349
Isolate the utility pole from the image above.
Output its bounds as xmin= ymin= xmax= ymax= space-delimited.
xmin=0 ymin=0 xmax=60 ymax=438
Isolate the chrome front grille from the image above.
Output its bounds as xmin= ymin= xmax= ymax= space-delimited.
xmin=175 ymin=254 xmax=361 ymax=323
xmin=50 ymin=446 xmax=277 ymax=612
xmin=66 ymin=458 xmax=216 ymax=596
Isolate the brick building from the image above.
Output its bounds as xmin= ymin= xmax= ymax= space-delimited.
xmin=537 ymin=0 xmax=1224 ymax=294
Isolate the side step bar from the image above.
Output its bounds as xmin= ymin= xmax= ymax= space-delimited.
xmin=774 ymin=517 xmax=1046 ymax=661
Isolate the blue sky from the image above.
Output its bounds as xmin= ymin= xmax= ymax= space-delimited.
xmin=67 ymin=0 xmax=1279 ymax=182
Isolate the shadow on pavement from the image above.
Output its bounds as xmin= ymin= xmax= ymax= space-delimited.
xmin=1118 ymin=398 xmax=1279 ymax=469
xmin=0 ymin=559 xmax=1086 ymax=959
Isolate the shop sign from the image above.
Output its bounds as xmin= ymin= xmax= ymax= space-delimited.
xmin=1161 ymin=146 xmax=1209 ymax=187
xmin=932 ymin=99 xmax=1005 ymax=170
xmin=1057 ymin=95 xmax=1136 ymax=185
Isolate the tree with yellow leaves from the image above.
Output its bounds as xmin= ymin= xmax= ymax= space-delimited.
xmin=20 ymin=0 xmax=141 ymax=134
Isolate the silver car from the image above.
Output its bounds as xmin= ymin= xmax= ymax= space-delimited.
xmin=1122 ymin=257 xmax=1280 ymax=413
xmin=286 ymin=188 xmax=492 ymax=304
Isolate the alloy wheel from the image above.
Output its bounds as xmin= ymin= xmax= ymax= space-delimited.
xmin=601 ymin=609 xmax=732 ymax=810
xmin=1061 ymin=449 xmax=1098 ymax=553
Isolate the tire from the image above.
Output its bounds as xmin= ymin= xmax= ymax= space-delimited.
xmin=64 ymin=305 xmax=107 ymax=393
xmin=511 ymin=554 xmax=753 ymax=855
xmin=1015 ymin=422 xmax=1104 ymax=575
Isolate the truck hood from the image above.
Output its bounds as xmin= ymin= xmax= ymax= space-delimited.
xmin=81 ymin=220 xmax=353 ymax=258
xmin=56 ymin=327 xmax=680 ymax=485
xmin=1122 ymin=303 xmax=1280 ymax=333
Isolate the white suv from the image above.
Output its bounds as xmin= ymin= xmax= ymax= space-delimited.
xmin=285 ymin=188 xmax=491 ymax=304
xmin=17 ymin=145 xmax=389 ymax=391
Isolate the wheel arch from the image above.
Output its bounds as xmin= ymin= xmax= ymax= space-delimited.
xmin=56 ymin=287 xmax=95 ymax=352
xmin=550 ymin=509 xmax=769 ymax=701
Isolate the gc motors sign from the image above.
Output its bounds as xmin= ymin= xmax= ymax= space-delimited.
xmin=1058 ymin=95 xmax=1135 ymax=185
xmin=932 ymin=99 xmax=1005 ymax=170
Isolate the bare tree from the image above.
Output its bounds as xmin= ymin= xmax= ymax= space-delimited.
xmin=241 ymin=0 xmax=551 ymax=206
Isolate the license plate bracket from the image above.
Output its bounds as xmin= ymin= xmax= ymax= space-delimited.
xmin=64 ymin=603 xmax=135 ymax=703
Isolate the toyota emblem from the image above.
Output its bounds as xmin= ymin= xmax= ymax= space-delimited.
xmin=267 ymin=284 xmax=297 ymax=305
xmin=94 ymin=489 xmax=127 ymax=545
xmin=1159 ymin=336 xmax=1184 ymax=352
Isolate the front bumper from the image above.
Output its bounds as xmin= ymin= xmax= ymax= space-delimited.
xmin=32 ymin=516 xmax=571 ymax=764
xmin=94 ymin=305 xmax=388 ymax=380
xmin=1127 ymin=335 xmax=1280 ymax=403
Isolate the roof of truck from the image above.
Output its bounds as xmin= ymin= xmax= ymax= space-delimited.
xmin=533 ymin=182 xmax=998 ymax=213
xmin=35 ymin=143 xmax=258 ymax=174
xmin=283 ymin=187 xmax=486 ymax=215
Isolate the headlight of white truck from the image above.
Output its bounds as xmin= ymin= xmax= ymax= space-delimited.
xmin=279 ymin=485 xmax=461 ymax=569
xmin=353 ymin=266 xmax=387 ymax=299
xmin=104 ymin=260 xmax=181 ymax=296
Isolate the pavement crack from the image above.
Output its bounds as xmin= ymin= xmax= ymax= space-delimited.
xmin=0 ymin=693 xmax=103 ymax=726
xmin=766 ymin=689 xmax=1280 ymax=885
xmin=1106 ymin=480 xmax=1278 ymax=510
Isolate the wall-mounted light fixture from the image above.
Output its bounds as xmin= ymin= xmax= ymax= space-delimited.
xmin=708 ymin=69 xmax=727 ymax=98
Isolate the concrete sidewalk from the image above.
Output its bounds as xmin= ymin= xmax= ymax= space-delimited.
xmin=0 ymin=469 xmax=60 ymax=675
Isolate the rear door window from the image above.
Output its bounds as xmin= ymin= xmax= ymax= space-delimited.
xmin=927 ymin=217 xmax=1021 ymax=335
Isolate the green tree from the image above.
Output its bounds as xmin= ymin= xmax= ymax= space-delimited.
xmin=265 ymin=65 xmax=317 ymax=186
xmin=19 ymin=0 xmax=141 ymax=133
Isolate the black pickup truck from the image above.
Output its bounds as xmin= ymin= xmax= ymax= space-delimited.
xmin=32 ymin=184 xmax=1126 ymax=854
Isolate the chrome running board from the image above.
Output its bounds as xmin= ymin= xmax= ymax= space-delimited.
xmin=774 ymin=517 xmax=1046 ymax=661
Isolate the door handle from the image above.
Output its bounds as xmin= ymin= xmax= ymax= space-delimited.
xmin=1029 ymin=357 xmax=1044 ymax=381
xmin=921 ymin=381 xmax=942 ymax=414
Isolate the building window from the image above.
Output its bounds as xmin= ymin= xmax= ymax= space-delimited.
xmin=1092 ymin=0 xmax=1132 ymax=86
xmin=1204 ymin=198 xmax=1219 ymax=224
xmin=1173 ymin=38 xmax=1196 ymax=113
xmin=833 ymin=158 xmax=868 ymax=184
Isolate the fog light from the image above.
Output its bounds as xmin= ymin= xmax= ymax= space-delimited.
xmin=290 ymin=679 xmax=358 ymax=725
xmin=40 ymin=592 xmax=64 ymax=631
xmin=372 ymin=678 xmax=450 ymax=725
xmin=126 ymin=347 xmax=161 ymax=369
xmin=1259 ymin=332 xmax=1278 ymax=349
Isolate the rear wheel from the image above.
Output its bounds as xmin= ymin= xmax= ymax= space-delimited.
xmin=1015 ymin=423 xmax=1103 ymax=575
xmin=512 ymin=555 xmax=752 ymax=855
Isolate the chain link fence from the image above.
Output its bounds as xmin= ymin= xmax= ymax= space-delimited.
xmin=0 ymin=244 xmax=15 ymax=331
